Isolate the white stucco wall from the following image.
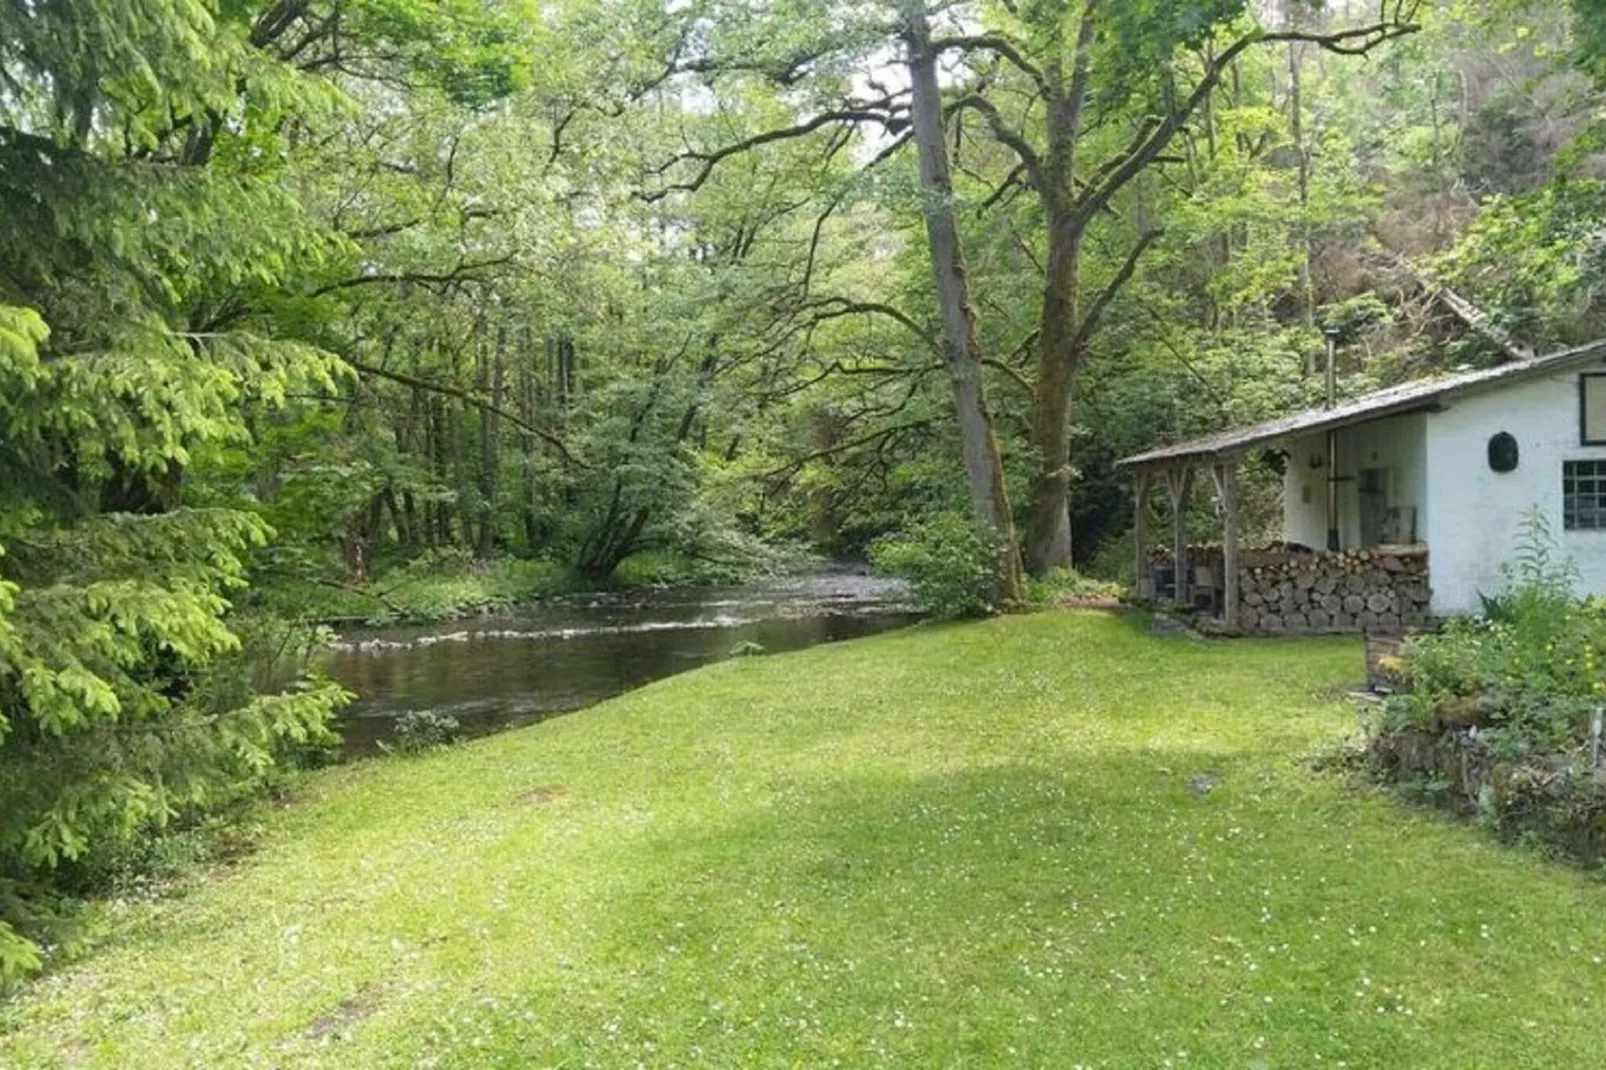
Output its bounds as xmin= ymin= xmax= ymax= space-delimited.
xmin=1423 ymin=370 xmax=1606 ymax=614
xmin=1282 ymin=412 xmax=1428 ymax=551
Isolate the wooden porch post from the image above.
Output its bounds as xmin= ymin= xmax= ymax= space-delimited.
xmin=1215 ymin=459 xmax=1240 ymax=631
xmin=1134 ymin=470 xmax=1153 ymax=602
xmin=1166 ymin=466 xmax=1193 ymax=607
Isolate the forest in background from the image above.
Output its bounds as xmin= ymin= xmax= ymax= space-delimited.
xmin=6 ymin=0 xmax=1606 ymax=978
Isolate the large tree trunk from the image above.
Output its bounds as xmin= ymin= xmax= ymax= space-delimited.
xmin=1287 ymin=38 xmax=1316 ymax=340
xmin=1024 ymin=211 xmax=1082 ymax=575
xmin=432 ymin=396 xmax=455 ymax=545
xmin=517 ymin=328 xmax=542 ymax=550
xmin=1020 ymin=12 xmax=1099 ymax=577
xmin=903 ymin=2 xmax=1023 ymax=604
xmin=476 ymin=325 xmax=505 ymax=558
xmin=384 ymin=487 xmax=412 ymax=549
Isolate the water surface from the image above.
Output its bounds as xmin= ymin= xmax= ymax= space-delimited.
xmin=321 ymin=571 xmax=918 ymax=755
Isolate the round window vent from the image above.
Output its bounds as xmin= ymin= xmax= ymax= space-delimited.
xmin=1488 ymin=432 xmax=1519 ymax=473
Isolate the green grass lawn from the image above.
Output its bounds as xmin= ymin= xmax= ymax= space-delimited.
xmin=6 ymin=612 xmax=1606 ymax=1068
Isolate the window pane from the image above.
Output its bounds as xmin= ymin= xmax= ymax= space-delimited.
xmin=1585 ymin=377 xmax=1606 ymax=443
xmin=1562 ymin=459 xmax=1606 ymax=531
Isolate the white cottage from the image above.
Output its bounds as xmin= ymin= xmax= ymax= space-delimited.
xmin=1116 ymin=340 xmax=1606 ymax=632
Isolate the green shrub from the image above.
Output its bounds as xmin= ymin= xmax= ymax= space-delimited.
xmin=870 ymin=514 xmax=1000 ymax=620
xmin=1383 ymin=510 xmax=1598 ymax=759
xmin=0 ymin=608 xmax=348 ymax=987
xmin=1084 ymin=530 xmax=1138 ymax=588
xmin=1368 ymin=510 xmax=1606 ymax=859
xmin=256 ymin=553 xmax=582 ymax=625
xmin=384 ymin=710 xmax=464 ymax=755
xmin=610 ymin=550 xmax=742 ymax=588
xmin=378 ymin=553 xmax=579 ymax=620
xmin=1024 ymin=567 xmax=1126 ymax=606
xmin=381 ymin=554 xmax=579 ymax=621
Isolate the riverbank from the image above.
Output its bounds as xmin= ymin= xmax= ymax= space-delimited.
xmin=7 ymin=612 xmax=1606 ymax=1067
xmin=255 ymin=550 xmax=781 ymax=625
xmin=320 ymin=570 xmax=919 ymax=755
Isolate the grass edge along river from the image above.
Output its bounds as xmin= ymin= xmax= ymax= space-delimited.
xmin=5 ymin=611 xmax=1606 ymax=1068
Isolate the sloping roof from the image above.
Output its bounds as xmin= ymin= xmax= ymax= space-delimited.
xmin=1116 ymin=339 xmax=1606 ymax=470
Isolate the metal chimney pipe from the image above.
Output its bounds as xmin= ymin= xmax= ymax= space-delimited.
xmin=1324 ymin=330 xmax=1340 ymax=552
xmin=1325 ymin=330 xmax=1338 ymax=411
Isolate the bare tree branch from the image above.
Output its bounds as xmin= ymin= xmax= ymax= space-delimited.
xmin=342 ymin=206 xmax=501 ymax=242
xmin=763 ymin=419 xmax=934 ymax=481
xmin=642 ymin=106 xmax=906 ymax=202
xmin=305 ymin=257 xmax=515 ymax=299
xmin=1385 ymin=253 xmax=1536 ymax=360
xmin=345 ymin=359 xmax=588 ymax=468
xmin=982 ymin=357 xmax=1034 ymax=392
xmin=1075 ymin=15 xmax=1420 ymax=229
xmin=975 ymin=161 xmax=1028 ymax=215
xmin=798 ymin=297 xmax=939 ymax=351
xmin=929 ymin=33 xmax=1051 ymax=97
xmin=1059 ymin=0 xmax=1103 ymax=152
xmin=250 ymin=0 xmax=309 ymax=49
xmin=1073 ymin=228 xmax=1164 ymax=349
xmin=948 ymin=94 xmax=1047 ymax=196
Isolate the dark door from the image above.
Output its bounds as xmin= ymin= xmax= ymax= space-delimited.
xmin=1358 ymin=468 xmax=1389 ymax=548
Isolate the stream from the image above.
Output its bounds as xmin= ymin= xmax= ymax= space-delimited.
xmin=320 ymin=569 xmax=920 ymax=755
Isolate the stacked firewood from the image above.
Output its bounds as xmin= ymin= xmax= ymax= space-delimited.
xmin=1238 ymin=548 xmax=1430 ymax=634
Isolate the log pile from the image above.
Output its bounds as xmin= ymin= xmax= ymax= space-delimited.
xmin=1238 ymin=547 xmax=1430 ymax=634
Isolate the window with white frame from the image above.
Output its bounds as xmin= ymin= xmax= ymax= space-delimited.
xmin=1564 ymin=460 xmax=1606 ymax=530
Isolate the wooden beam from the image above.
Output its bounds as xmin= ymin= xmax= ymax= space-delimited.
xmin=1387 ymin=251 xmax=1535 ymax=362
xmin=1216 ymin=460 xmax=1240 ymax=631
xmin=1432 ymin=287 xmax=1535 ymax=363
xmin=1165 ymin=466 xmax=1193 ymax=607
xmin=1134 ymin=470 xmax=1153 ymax=602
